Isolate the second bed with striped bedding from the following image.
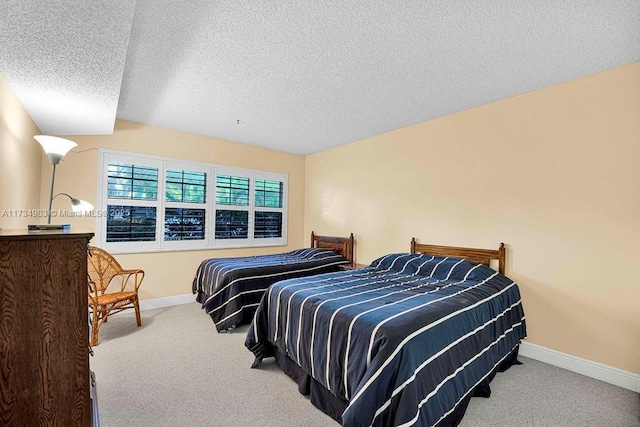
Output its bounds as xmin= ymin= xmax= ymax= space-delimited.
xmin=193 ymin=248 xmax=349 ymax=332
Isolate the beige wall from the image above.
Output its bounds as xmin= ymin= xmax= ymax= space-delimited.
xmin=46 ymin=120 xmax=306 ymax=300
xmin=6 ymin=60 xmax=638 ymax=373
xmin=304 ymin=62 xmax=640 ymax=373
xmin=0 ymin=74 xmax=42 ymax=228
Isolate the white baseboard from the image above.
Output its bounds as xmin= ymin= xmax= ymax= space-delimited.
xmin=519 ymin=341 xmax=639 ymax=393
xmin=137 ymin=295 xmax=640 ymax=394
xmin=139 ymin=293 xmax=195 ymax=311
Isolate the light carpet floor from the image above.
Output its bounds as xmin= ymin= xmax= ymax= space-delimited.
xmin=90 ymin=303 xmax=639 ymax=427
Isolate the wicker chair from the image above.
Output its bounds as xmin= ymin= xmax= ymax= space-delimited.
xmin=87 ymin=246 xmax=145 ymax=346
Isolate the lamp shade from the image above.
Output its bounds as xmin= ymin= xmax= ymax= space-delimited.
xmin=70 ymin=198 xmax=94 ymax=214
xmin=34 ymin=135 xmax=77 ymax=165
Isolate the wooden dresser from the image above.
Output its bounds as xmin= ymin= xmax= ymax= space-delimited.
xmin=0 ymin=229 xmax=94 ymax=426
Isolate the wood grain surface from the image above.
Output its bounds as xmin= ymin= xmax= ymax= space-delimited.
xmin=0 ymin=232 xmax=93 ymax=426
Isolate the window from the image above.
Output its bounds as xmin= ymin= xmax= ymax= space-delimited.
xmin=215 ymin=210 xmax=248 ymax=239
xmin=255 ymin=179 xmax=283 ymax=208
xmin=211 ymin=169 xmax=286 ymax=248
xmin=106 ymin=163 xmax=158 ymax=243
xmin=254 ymin=179 xmax=284 ymax=239
xmin=164 ymin=168 xmax=207 ymax=243
xmin=215 ymin=175 xmax=249 ymax=206
xmin=97 ymin=150 xmax=287 ymax=253
xmin=107 ymin=163 xmax=158 ymax=201
xmin=107 ymin=205 xmax=157 ymax=242
xmin=254 ymin=211 xmax=282 ymax=238
xmin=215 ymin=174 xmax=250 ymax=241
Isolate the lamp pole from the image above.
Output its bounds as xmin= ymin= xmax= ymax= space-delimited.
xmin=47 ymin=163 xmax=57 ymax=224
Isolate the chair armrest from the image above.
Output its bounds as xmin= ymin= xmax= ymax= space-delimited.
xmin=88 ymin=280 xmax=99 ymax=301
xmin=115 ymin=269 xmax=145 ymax=292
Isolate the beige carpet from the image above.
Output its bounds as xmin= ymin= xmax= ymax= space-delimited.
xmin=90 ymin=303 xmax=639 ymax=427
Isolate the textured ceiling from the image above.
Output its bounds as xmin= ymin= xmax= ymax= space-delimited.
xmin=1 ymin=1 xmax=639 ymax=155
xmin=0 ymin=0 xmax=135 ymax=135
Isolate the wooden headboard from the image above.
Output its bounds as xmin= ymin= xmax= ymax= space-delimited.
xmin=311 ymin=231 xmax=355 ymax=265
xmin=410 ymin=238 xmax=506 ymax=274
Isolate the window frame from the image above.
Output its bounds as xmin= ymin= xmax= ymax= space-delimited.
xmin=98 ymin=151 xmax=162 ymax=253
xmin=96 ymin=149 xmax=288 ymax=254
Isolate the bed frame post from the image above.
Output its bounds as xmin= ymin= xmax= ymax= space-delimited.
xmin=311 ymin=231 xmax=316 ymax=247
xmin=498 ymin=243 xmax=505 ymax=275
xmin=349 ymin=233 xmax=354 ymax=265
xmin=410 ymin=237 xmax=416 ymax=254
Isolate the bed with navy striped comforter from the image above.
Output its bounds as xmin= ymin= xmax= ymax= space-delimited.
xmin=192 ymin=248 xmax=349 ymax=332
xmin=245 ymin=252 xmax=527 ymax=426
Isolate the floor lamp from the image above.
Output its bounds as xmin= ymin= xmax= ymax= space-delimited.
xmin=29 ymin=135 xmax=94 ymax=230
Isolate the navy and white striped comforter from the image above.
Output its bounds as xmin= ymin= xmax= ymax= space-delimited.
xmin=246 ymin=253 xmax=527 ymax=426
xmin=192 ymin=248 xmax=349 ymax=332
